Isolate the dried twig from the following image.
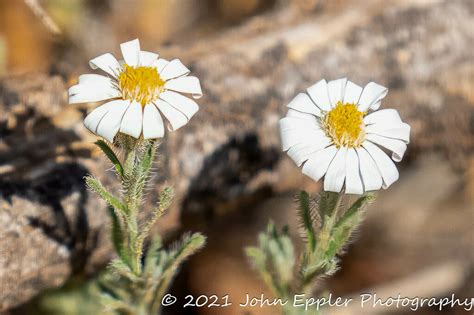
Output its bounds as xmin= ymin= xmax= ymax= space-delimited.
xmin=24 ymin=0 xmax=62 ymax=36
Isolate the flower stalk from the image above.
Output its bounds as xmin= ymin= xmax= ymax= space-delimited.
xmin=69 ymin=38 xmax=205 ymax=315
xmin=86 ymin=136 xmax=206 ymax=315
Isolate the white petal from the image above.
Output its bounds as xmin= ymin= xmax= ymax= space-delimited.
xmin=96 ymin=100 xmax=130 ymax=142
xmin=139 ymin=50 xmax=158 ymax=66
xmin=119 ymin=101 xmax=143 ymax=138
xmin=356 ymin=147 xmax=383 ymax=191
xmin=358 ymin=82 xmax=388 ymax=111
xmin=89 ymin=53 xmax=121 ymax=77
xmin=364 ymin=108 xmax=402 ymax=125
xmin=371 ymin=101 xmax=382 ymax=111
xmin=286 ymin=93 xmax=322 ymax=117
xmin=324 ymin=147 xmax=348 ymax=192
xmin=164 ymin=76 xmax=202 ymax=99
xmin=153 ymin=58 xmax=169 ymax=73
xmin=343 ymin=80 xmax=363 ymax=104
xmin=286 ymin=109 xmax=319 ymax=123
xmin=159 ymin=90 xmax=199 ymax=119
xmin=366 ymin=134 xmax=407 ymax=162
xmin=307 ymin=79 xmax=331 ymax=111
xmin=83 ymin=101 xmax=116 ymax=133
xmin=302 ymin=145 xmax=337 ymax=182
xmin=142 ymin=103 xmax=165 ymax=139
xmin=78 ymin=74 xmax=111 ymax=85
xmin=279 ymin=116 xmax=320 ymax=132
xmin=363 ymin=141 xmax=399 ymax=188
xmin=68 ymin=79 xmax=120 ymax=104
xmin=120 ymin=39 xmax=140 ymax=67
xmin=366 ymin=122 xmax=410 ymax=143
xmin=287 ymin=136 xmax=331 ymax=166
xmin=345 ymin=149 xmax=363 ymax=194
xmin=155 ymin=99 xmax=188 ymax=131
xmin=280 ymin=127 xmax=327 ymax=151
xmin=327 ymin=78 xmax=347 ymax=107
xmin=160 ymin=59 xmax=190 ymax=81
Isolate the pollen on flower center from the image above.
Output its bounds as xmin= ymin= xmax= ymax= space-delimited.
xmin=118 ymin=64 xmax=164 ymax=106
xmin=322 ymin=101 xmax=365 ymax=148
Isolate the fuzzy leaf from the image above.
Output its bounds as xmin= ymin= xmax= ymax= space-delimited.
xmin=335 ymin=193 xmax=375 ymax=230
xmin=95 ymin=140 xmax=124 ymax=177
xmin=148 ymin=233 xmax=206 ymax=314
xmin=97 ymin=278 xmax=127 ymax=302
xmin=139 ymin=140 xmax=155 ymax=176
xmin=135 ymin=186 xmax=174 ymax=265
xmin=108 ymin=259 xmax=139 ymax=282
xmin=327 ymin=193 xmax=374 ymax=257
xmin=318 ymin=191 xmax=340 ymax=222
xmin=142 ymin=186 xmax=174 ymax=233
xmin=86 ymin=176 xmax=127 ymax=215
xmin=107 ymin=207 xmax=130 ymax=265
xmin=245 ymin=246 xmax=276 ymax=292
xmin=159 ymin=233 xmax=206 ymax=291
xmin=157 ymin=186 xmax=174 ymax=213
xmin=144 ymin=234 xmax=163 ymax=274
xmin=297 ymin=191 xmax=317 ymax=251
xmin=246 ymin=221 xmax=295 ymax=298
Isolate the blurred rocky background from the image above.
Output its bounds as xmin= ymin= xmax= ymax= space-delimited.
xmin=0 ymin=0 xmax=473 ymax=314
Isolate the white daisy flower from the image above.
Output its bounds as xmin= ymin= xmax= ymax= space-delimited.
xmin=279 ymin=78 xmax=410 ymax=194
xmin=69 ymin=38 xmax=202 ymax=142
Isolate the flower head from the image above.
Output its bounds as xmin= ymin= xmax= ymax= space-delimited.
xmin=69 ymin=39 xmax=202 ymax=142
xmin=279 ymin=78 xmax=410 ymax=194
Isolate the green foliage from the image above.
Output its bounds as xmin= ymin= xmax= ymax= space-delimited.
xmin=15 ymin=279 xmax=107 ymax=315
xmin=327 ymin=193 xmax=374 ymax=258
xmin=86 ymin=135 xmax=206 ymax=315
xmin=246 ymin=222 xmax=295 ymax=298
xmin=98 ymin=233 xmax=206 ymax=315
xmin=85 ymin=176 xmax=127 ymax=215
xmin=123 ymin=140 xmax=156 ymax=213
xmin=247 ymin=191 xmax=375 ymax=315
xmin=140 ymin=186 xmax=174 ymax=238
xmin=107 ymin=207 xmax=130 ymax=265
xmin=297 ymin=191 xmax=316 ymax=252
xmin=316 ymin=191 xmax=340 ymax=224
xmin=148 ymin=233 xmax=206 ymax=313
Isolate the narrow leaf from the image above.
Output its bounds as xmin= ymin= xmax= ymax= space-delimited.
xmin=298 ymin=191 xmax=316 ymax=251
xmin=150 ymin=233 xmax=206 ymax=313
xmin=247 ymin=222 xmax=295 ymax=298
xmin=325 ymin=194 xmax=375 ymax=258
xmin=245 ymin=246 xmax=276 ymax=292
xmin=108 ymin=258 xmax=139 ymax=282
xmin=107 ymin=207 xmax=130 ymax=266
xmin=144 ymin=234 xmax=163 ymax=274
xmin=318 ymin=191 xmax=340 ymax=220
xmin=86 ymin=176 xmax=127 ymax=215
xmin=139 ymin=140 xmax=155 ymax=176
xmin=95 ymin=140 xmax=124 ymax=177
xmin=335 ymin=193 xmax=375 ymax=229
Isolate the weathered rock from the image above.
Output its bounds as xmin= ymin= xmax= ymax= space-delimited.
xmin=1 ymin=0 xmax=473 ymax=311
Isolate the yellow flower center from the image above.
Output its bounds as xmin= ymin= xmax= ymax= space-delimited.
xmin=118 ymin=64 xmax=165 ymax=106
xmin=323 ymin=101 xmax=366 ymax=148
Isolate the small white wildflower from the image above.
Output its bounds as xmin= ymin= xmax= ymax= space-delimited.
xmin=69 ymin=38 xmax=202 ymax=142
xmin=279 ymin=78 xmax=410 ymax=194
